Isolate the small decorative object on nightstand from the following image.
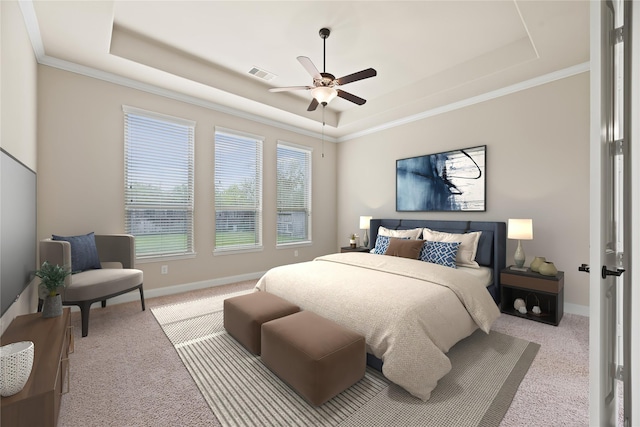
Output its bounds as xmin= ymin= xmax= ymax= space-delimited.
xmin=539 ymin=261 xmax=558 ymax=276
xmin=530 ymin=256 xmax=546 ymax=272
xmin=500 ymin=267 xmax=564 ymax=326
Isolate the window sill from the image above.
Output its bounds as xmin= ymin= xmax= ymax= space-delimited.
xmin=136 ymin=253 xmax=197 ymax=263
xmin=213 ymin=246 xmax=264 ymax=256
xmin=276 ymin=241 xmax=312 ymax=249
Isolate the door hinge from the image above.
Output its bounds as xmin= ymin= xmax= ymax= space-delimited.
xmin=609 ymin=139 xmax=624 ymax=155
xmin=612 ymin=26 xmax=624 ymax=44
xmin=615 ymin=364 xmax=624 ymax=381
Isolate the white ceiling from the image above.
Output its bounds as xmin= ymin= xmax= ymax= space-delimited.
xmin=24 ymin=1 xmax=589 ymax=140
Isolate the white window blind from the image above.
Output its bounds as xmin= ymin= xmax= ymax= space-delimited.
xmin=276 ymin=141 xmax=312 ymax=245
xmin=214 ymin=128 xmax=263 ymax=252
xmin=123 ymin=106 xmax=195 ymax=258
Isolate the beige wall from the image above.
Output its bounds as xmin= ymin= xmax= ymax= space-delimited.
xmin=0 ymin=0 xmax=40 ymax=333
xmin=337 ymin=73 xmax=590 ymax=311
xmin=37 ymin=66 xmax=337 ymax=293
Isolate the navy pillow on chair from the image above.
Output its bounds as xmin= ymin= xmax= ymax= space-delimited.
xmin=52 ymin=232 xmax=102 ymax=273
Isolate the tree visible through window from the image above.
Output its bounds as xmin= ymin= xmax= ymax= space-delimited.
xmin=214 ymin=128 xmax=263 ymax=252
xmin=277 ymin=142 xmax=311 ymax=245
xmin=123 ymin=106 xmax=195 ymax=258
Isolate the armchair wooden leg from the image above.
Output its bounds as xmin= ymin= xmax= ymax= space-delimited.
xmin=79 ymin=302 xmax=92 ymax=337
xmin=139 ymin=285 xmax=146 ymax=311
xmin=101 ymin=300 xmax=107 ymax=308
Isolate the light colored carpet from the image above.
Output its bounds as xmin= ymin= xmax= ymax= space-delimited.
xmin=55 ymin=280 xmax=589 ymax=426
xmin=152 ymin=290 xmax=539 ymax=427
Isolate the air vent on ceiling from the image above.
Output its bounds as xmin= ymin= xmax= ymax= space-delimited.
xmin=248 ymin=66 xmax=276 ymax=81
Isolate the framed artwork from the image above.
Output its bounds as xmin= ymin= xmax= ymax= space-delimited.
xmin=396 ymin=145 xmax=486 ymax=212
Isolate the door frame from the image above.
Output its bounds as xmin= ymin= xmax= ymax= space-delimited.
xmin=591 ymin=1 xmax=639 ymax=424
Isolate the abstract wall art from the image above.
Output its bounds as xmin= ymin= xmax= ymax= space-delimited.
xmin=396 ymin=145 xmax=486 ymax=212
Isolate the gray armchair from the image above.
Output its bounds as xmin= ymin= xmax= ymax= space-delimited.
xmin=39 ymin=234 xmax=145 ymax=337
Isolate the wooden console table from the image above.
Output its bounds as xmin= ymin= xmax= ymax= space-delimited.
xmin=1 ymin=308 xmax=73 ymax=427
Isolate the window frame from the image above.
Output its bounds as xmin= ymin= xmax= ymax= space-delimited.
xmin=276 ymin=140 xmax=312 ymax=247
xmin=213 ymin=126 xmax=264 ymax=255
xmin=123 ymin=105 xmax=196 ymax=261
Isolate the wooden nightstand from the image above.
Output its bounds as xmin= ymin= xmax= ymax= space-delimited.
xmin=340 ymin=246 xmax=370 ymax=253
xmin=500 ymin=267 xmax=564 ymax=326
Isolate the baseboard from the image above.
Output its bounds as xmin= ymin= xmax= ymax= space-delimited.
xmin=564 ymin=302 xmax=589 ymax=317
xmin=67 ymin=271 xmax=266 ymax=312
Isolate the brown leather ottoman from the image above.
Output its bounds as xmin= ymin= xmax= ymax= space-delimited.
xmin=223 ymin=292 xmax=300 ymax=355
xmin=261 ymin=311 xmax=366 ymax=406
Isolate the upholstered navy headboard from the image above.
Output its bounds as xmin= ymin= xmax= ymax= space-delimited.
xmin=369 ymin=219 xmax=506 ymax=303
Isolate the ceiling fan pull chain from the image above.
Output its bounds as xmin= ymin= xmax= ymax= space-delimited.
xmin=321 ymin=105 xmax=325 ymax=158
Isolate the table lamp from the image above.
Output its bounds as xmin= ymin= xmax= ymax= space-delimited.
xmin=359 ymin=216 xmax=372 ymax=248
xmin=507 ymin=219 xmax=533 ymax=270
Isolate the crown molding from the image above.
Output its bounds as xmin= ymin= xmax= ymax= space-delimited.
xmin=337 ymin=61 xmax=590 ymax=142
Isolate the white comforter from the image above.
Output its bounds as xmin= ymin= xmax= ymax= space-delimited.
xmin=255 ymin=252 xmax=500 ymax=401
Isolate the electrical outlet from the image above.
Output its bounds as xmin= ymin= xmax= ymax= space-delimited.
xmin=294 ymin=250 xmax=299 ymax=257
xmin=161 ymin=265 xmax=168 ymax=275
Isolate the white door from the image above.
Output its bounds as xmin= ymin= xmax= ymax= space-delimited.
xmin=589 ymin=1 xmax=632 ymax=425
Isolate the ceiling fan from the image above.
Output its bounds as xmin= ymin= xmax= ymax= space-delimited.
xmin=269 ymin=28 xmax=377 ymax=112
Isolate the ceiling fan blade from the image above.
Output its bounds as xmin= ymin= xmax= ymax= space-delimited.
xmin=269 ymin=86 xmax=312 ymax=92
xmin=337 ymin=89 xmax=366 ymax=105
xmin=307 ymin=98 xmax=319 ymax=111
xmin=297 ymin=56 xmax=322 ymax=80
xmin=336 ymin=68 xmax=377 ymax=86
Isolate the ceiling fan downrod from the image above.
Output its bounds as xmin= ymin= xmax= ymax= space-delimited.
xmin=319 ymin=28 xmax=330 ymax=74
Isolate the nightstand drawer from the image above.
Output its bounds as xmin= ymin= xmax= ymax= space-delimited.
xmin=500 ymin=271 xmax=563 ymax=294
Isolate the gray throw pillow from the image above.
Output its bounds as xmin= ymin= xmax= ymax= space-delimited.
xmin=52 ymin=232 xmax=102 ymax=273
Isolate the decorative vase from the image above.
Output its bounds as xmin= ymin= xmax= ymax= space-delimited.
xmin=42 ymin=294 xmax=62 ymax=318
xmin=539 ymin=261 xmax=558 ymax=277
xmin=349 ymin=239 xmax=356 ymax=248
xmin=0 ymin=341 xmax=34 ymax=397
xmin=530 ymin=256 xmax=546 ymax=272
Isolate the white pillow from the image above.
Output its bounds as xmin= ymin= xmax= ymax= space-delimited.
xmin=421 ymin=228 xmax=482 ymax=268
xmin=378 ymin=226 xmax=422 ymax=240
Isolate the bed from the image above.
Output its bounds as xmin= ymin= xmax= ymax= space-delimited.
xmin=255 ymin=219 xmax=506 ymax=401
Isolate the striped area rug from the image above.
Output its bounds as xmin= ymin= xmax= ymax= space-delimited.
xmin=152 ymin=291 xmax=539 ymax=427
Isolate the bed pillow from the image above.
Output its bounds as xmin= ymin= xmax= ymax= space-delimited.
xmin=421 ymin=228 xmax=482 ymax=268
xmin=384 ymin=238 xmax=424 ymax=259
xmin=378 ymin=226 xmax=423 ymax=240
xmin=52 ymin=232 xmax=102 ymax=273
xmin=419 ymin=241 xmax=460 ymax=268
xmin=372 ymin=235 xmax=409 ymax=254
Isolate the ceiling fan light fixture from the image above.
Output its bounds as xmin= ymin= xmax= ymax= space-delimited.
xmin=312 ymin=86 xmax=337 ymax=105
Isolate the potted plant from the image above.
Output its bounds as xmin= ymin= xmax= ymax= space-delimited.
xmin=349 ymin=233 xmax=357 ymax=248
xmin=34 ymin=261 xmax=71 ymax=318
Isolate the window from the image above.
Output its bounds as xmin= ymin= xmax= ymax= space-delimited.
xmin=214 ymin=127 xmax=263 ymax=252
xmin=123 ymin=106 xmax=195 ymax=258
xmin=276 ymin=141 xmax=312 ymax=245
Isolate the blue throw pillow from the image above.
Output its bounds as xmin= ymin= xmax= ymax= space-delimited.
xmin=373 ymin=235 xmax=410 ymax=254
xmin=52 ymin=232 xmax=102 ymax=273
xmin=420 ymin=241 xmax=460 ymax=268
xmin=373 ymin=235 xmax=393 ymax=254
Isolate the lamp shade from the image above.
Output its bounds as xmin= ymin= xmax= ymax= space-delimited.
xmin=507 ymin=219 xmax=533 ymax=240
xmin=359 ymin=216 xmax=372 ymax=230
xmin=311 ymin=86 xmax=338 ymax=105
